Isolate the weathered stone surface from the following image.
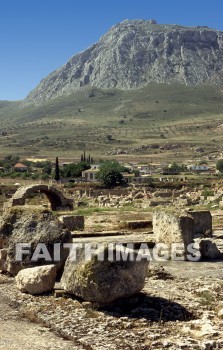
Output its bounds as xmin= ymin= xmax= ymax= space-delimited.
xmin=0 ymin=248 xmax=7 ymax=270
xmin=59 ymin=215 xmax=84 ymax=231
xmin=124 ymin=220 xmax=152 ymax=230
xmin=133 ymin=192 xmax=144 ymax=200
xmin=153 ymin=210 xmax=218 ymax=260
xmin=6 ymin=184 xmax=73 ymax=212
xmin=0 ymin=206 xmax=72 ymax=276
xmin=16 ymin=265 xmax=56 ymax=295
xmin=218 ymin=309 xmax=223 ymax=318
xmin=153 ymin=210 xmax=194 ymax=248
xmin=187 ymin=210 xmax=212 ymax=236
xmin=24 ymin=20 xmax=223 ymax=105
xmin=154 ymin=191 xmax=172 ymax=198
xmin=199 ymin=239 xmax=222 ymax=260
xmin=61 ymin=244 xmax=148 ymax=303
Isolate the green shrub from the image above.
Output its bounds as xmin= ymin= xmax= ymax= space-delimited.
xmin=216 ymin=159 xmax=223 ymax=172
xmin=41 ymin=174 xmax=50 ymax=180
xmin=201 ymin=188 xmax=214 ymax=197
xmin=31 ymin=173 xmax=39 ymax=180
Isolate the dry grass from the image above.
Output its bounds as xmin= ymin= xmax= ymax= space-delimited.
xmin=0 ymin=84 xmax=223 ymax=164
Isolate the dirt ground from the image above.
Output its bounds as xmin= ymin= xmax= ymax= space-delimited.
xmin=0 ymin=288 xmax=77 ymax=350
xmin=0 ymin=260 xmax=223 ymax=350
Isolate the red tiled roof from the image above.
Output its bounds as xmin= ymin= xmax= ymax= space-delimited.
xmin=14 ymin=163 xmax=28 ymax=168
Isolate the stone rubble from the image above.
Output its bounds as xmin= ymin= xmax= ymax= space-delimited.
xmin=1 ymin=260 xmax=223 ymax=349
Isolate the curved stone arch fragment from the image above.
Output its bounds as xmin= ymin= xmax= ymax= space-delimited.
xmin=7 ymin=184 xmax=73 ymax=211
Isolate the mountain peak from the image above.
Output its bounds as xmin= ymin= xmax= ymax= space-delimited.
xmin=25 ymin=19 xmax=223 ymax=105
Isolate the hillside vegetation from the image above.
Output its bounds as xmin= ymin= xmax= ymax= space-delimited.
xmin=0 ymin=83 xmax=223 ymax=163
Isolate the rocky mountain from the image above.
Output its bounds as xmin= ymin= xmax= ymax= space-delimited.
xmin=25 ymin=19 xmax=223 ymax=105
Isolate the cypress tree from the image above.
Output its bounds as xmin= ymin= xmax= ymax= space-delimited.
xmin=55 ymin=157 xmax=60 ymax=182
xmin=83 ymin=150 xmax=86 ymax=162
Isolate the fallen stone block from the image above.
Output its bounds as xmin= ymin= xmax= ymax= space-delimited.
xmin=199 ymin=239 xmax=222 ymax=260
xmin=61 ymin=244 xmax=148 ymax=303
xmin=16 ymin=265 xmax=56 ymax=295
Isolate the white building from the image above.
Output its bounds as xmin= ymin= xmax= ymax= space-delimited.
xmin=82 ymin=169 xmax=99 ymax=181
xmin=188 ymin=164 xmax=209 ymax=172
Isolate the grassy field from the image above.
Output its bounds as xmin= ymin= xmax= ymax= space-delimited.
xmin=0 ymin=83 xmax=223 ymax=164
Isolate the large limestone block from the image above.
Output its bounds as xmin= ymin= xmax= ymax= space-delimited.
xmin=0 ymin=206 xmax=72 ymax=276
xmin=61 ymin=244 xmax=148 ymax=303
xmin=153 ymin=211 xmax=194 ymax=247
xmin=16 ymin=265 xmax=56 ymax=295
xmin=186 ymin=210 xmax=212 ymax=236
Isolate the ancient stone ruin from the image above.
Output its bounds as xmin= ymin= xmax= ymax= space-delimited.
xmin=4 ymin=184 xmax=74 ymax=212
xmin=61 ymin=243 xmax=149 ymax=303
xmin=0 ymin=199 xmax=150 ymax=302
xmin=59 ymin=215 xmax=84 ymax=231
xmin=0 ymin=205 xmax=72 ymax=276
xmin=153 ymin=209 xmax=222 ymax=260
xmin=153 ymin=209 xmax=212 ymax=245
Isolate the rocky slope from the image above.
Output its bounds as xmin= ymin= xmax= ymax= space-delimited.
xmin=25 ymin=19 xmax=223 ymax=105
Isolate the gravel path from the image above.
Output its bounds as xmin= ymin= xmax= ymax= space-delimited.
xmin=0 ymin=291 xmax=77 ymax=350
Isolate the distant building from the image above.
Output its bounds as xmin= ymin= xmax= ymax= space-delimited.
xmin=90 ymin=164 xmax=100 ymax=170
xmin=133 ymin=175 xmax=153 ymax=184
xmin=137 ymin=165 xmax=151 ymax=175
xmin=14 ymin=163 xmax=28 ymax=172
xmin=26 ymin=157 xmax=48 ymax=163
xmin=122 ymin=163 xmax=135 ymax=172
xmin=188 ymin=164 xmax=209 ymax=172
xmin=82 ymin=169 xmax=99 ymax=181
xmin=121 ymin=172 xmax=135 ymax=183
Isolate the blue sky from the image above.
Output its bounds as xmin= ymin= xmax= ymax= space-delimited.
xmin=1 ymin=0 xmax=223 ymax=100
